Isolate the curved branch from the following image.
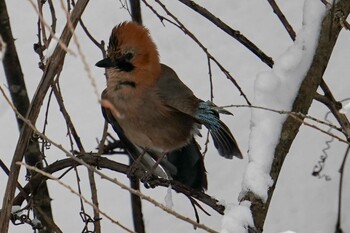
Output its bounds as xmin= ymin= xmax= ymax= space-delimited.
xmin=13 ymin=155 xmax=225 ymax=215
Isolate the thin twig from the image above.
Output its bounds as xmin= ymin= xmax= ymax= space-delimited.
xmin=88 ymin=170 xmax=101 ymax=233
xmin=0 ymin=160 xmax=29 ymax=202
xmin=47 ymin=0 xmax=57 ymax=45
xmin=58 ymin=0 xmax=100 ymax=101
xmin=0 ymin=1 xmax=90 ymax=231
xmin=316 ymin=80 xmax=350 ymax=138
xmin=176 ymin=0 xmax=274 ymax=67
xmin=54 ymin=76 xmax=102 ymax=231
xmin=27 ymin=0 xmax=76 ymax=56
xmin=52 ymin=83 xmax=85 ymax=152
xmin=289 ymin=114 xmax=349 ymax=144
xmin=225 ymin=104 xmax=345 ymax=135
xmin=143 ymin=0 xmax=251 ymax=105
xmin=335 ymin=145 xmax=350 ymax=233
xmin=37 ymin=0 xmax=48 ymax=47
xmin=19 ymin=163 xmax=136 ymax=233
xmin=266 ymin=0 xmax=296 ymax=41
xmin=207 ymin=56 xmax=214 ymax=101
xmin=71 ymin=0 xmax=105 ymax=50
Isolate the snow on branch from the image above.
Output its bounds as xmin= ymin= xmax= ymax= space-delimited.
xmin=243 ymin=0 xmax=326 ymax=203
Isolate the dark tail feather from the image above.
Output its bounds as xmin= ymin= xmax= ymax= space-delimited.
xmin=167 ymin=138 xmax=207 ymax=191
xmin=196 ymin=101 xmax=243 ymax=159
xmin=207 ymin=119 xmax=242 ymax=159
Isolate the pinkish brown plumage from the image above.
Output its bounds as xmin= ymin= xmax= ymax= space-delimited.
xmin=97 ymin=21 xmax=242 ymax=191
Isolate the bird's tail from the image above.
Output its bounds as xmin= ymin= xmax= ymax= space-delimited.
xmin=196 ymin=101 xmax=243 ymax=159
xmin=167 ymin=138 xmax=207 ymax=191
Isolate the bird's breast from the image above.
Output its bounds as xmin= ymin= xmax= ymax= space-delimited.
xmin=111 ymin=92 xmax=195 ymax=152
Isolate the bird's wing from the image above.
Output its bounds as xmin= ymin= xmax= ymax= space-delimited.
xmin=157 ymin=65 xmax=243 ymax=159
xmin=157 ymin=64 xmax=200 ymax=116
xmin=196 ymin=101 xmax=243 ymax=159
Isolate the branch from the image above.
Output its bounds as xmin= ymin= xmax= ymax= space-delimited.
xmin=266 ymin=0 xmax=296 ymax=41
xmin=176 ymin=0 xmax=274 ymax=67
xmin=0 ymin=0 xmax=29 ymax=130
xmin=240 ymin=0 xmax=350 ymax=231
xmin=19 ymin=162 xmax=136 ymax=233
xmin=129 ymin=166 xmax=146 ymax=233
xmin=143 ymin=0 xmax=251 ymax=105
xmin=335 ymin=145 xmax=350 ymax=232
xmin=0 ymin=0 xmax=90 ymax=231
xmin=13 ymin=155 xmax=225 ymax=216
xmin=2 ymin=80 xmax=223 ymax=231
xmin=315 ymin=80 xmax=350 ymax=138
xmin=130 ymin=0 xmax=142 ymax=24
xmin=0 ymin=0 xmax=54 ymax=231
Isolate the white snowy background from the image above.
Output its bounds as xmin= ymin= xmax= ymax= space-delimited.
xmin=1 ymin=0 xmax=349 ymax=232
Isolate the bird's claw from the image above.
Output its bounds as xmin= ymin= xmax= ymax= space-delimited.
xmin=141 ymin=171 xmax=156 ymax=189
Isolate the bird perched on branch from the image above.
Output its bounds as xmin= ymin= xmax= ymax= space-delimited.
xmin=96 ymin=21 xmax=242 ymax=191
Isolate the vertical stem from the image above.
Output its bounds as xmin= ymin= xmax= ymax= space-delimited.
xmin=130 ymin=163 xmax=146 ymax=233
xmin=128 ymin=1 xmax=145 ymax=232
xmin=130 ymin=0 xmax=142 ymax=24
xmin=335 ymin=145 xmax=350 ymax=232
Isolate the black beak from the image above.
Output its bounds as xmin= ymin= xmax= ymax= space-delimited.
xmin=96 ymin=56 xmax=135 ymax=72
xmin=95 ymin=57 xmax=114 ymax=68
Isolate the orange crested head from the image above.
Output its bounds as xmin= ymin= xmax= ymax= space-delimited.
xmin=96 ymin=21 xmax=161 ymax=83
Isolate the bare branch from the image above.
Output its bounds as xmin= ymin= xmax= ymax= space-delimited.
xmin=266 ymin=0 xmax=296 ymax=41
xmin=176 ymin=0 xmax=274 ymax=67
xmin=19 ymin=162 xmax=137 ymax=233
xmin=315 ymin=80 xmax=350 ymax=138
xmin=130 ymin=0 xmax=142 ymax=24
xmin=335 ymin=145 xmax=350 ymax=232
xmin=143 ymin=0 xmax=251 ymax=105
xmin=0 ymin=0 xmax=90 ymax=231
xmin=0 ymin=0 xmax=54 ymax=231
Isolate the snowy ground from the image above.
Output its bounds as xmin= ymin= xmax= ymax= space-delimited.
xmin=1 ymin=0 xmax=349 ymax=232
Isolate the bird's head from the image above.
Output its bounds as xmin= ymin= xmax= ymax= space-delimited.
xmin=96 ymin=22 xmax=161 ymax=85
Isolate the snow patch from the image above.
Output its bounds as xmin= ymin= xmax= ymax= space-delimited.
xmin=241 ymin=0 xmax=327 ymax=202
xmin=221 ymin=201 xmax=254 ymax=233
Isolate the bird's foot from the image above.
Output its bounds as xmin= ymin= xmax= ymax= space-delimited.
xmin=141 ymin=171 xmax=156 ymax=189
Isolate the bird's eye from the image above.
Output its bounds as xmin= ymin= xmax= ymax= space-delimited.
xmin=124 ymin=52 xmax=134 ymax=61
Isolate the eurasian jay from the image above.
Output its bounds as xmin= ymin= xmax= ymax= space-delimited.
xmin=96 ymin=21 xmax=242 ymax=191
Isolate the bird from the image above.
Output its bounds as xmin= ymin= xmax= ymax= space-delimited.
xmin=96 ymin=21 xmax=242 ymax=191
